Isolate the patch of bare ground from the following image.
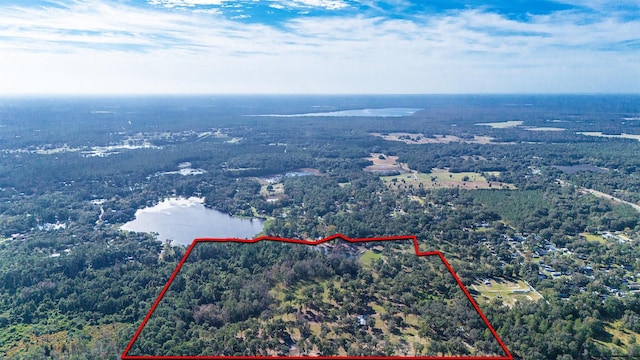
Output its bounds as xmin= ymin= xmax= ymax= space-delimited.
xmin=363 ymin=153 xmax=411 ymax=174
xmin=299 ymin=168 xmax=322 ymax=175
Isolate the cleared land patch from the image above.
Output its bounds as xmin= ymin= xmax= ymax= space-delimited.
xmin=253 ymin=168 xmax=321 ymax=202
xmin=580 ymin=232 xmax=607 ymax=244
xmin=593 ymin=320 xmax=640 ymax=353
xmin=472 ymin=277 xmax=543 ymax=307
xmin=358 ymin=249 xmax=383 ymax=269
xmin=260 ymin=183 xmax=284 ymax=202
xmin=475 ymin=121 xmax=523 ymax=129
xmin=381 ymin=168 xmax=516 ymax=190
xmin=522 ymin=127 xmax=566 ymax=131
xmin=363 ymin=153 xmax=410 ymax=174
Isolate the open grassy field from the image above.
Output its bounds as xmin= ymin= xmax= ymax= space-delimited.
xmin=381 ymin=168 xmax=515 ymax=190
xmin=472 ymin=277 xmax=543 ymax=307
xmin=580 ymin=232 xmax=608 ymax=244
xmin=358 ymin=249 xmax=383 ymax=269
xmin=260 ymin=183 xmax=284 ymax=197
xmin=592 ymin=320 xmax=640 ymax=353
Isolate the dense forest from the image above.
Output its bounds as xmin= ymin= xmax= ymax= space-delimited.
xmin=0 ymin=95 xmax=639 ymax=359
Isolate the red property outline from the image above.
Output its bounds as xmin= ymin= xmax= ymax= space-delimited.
xmin=122 ymin=234 xmax=513 ymax=360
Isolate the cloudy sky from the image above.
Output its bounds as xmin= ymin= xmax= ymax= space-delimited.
xmin=0 ymin=0 xmax=638 ymax=94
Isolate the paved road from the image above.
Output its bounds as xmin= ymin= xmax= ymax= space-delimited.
xmin=557 ymin=179 xmax=640 ymax=213
xmin=580 ymin=188 xmax=640 ymax=213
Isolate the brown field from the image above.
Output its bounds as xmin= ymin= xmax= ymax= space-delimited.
xmin=363 ymin=153 xmax=411 ymax=173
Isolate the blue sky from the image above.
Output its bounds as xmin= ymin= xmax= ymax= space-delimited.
xmin=0 ymin=0 xmax=638 ymax=94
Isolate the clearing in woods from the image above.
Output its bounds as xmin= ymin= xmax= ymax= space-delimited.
xmin=471 ymin=277 xmax=544 ymax=307
xmin=363 ymin=153 xmax=411 ymax=174
xmin=382 ymin=168 xmax=516 ymax=190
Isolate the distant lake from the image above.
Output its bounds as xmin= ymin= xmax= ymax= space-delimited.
xmin=251 ymin=108 xmax=422 ymax=117
xmin=121 ymin=197 xmax=264 ymax=246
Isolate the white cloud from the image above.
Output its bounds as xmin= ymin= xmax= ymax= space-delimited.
xmin=148 ymin=0 xmax=229 ymax=8
xmin=280 ymin=0 xmax=350 ymax=10
xmin=0 ymin=0 xmax=637 ymax=94
xmin=148 ymin=0 xmax=350 ymax=10
xmin=552 ymin=0 xmax=640 ymax=11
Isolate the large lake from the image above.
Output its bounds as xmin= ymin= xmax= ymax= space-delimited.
xmin=121 ymin=197 xmax=264 ymax=246
xmin=252 ymin=108 xmax=422 ymax=117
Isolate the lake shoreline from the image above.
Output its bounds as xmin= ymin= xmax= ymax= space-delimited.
xmin=120 ymin=196 xmax=264 ymax=246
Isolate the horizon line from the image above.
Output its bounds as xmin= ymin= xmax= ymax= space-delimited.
xmin=1 ymin=92 xmax=639 ymax=98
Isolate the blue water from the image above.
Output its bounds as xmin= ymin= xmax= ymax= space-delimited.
xmin=253 ymin=108 xmax=423 ymax=117
xmin=121 ymin=197 xmax=264 ymax=246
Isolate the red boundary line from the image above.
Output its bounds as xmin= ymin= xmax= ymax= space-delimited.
xmin=122 ymin=234 xmax=513 ymax=360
